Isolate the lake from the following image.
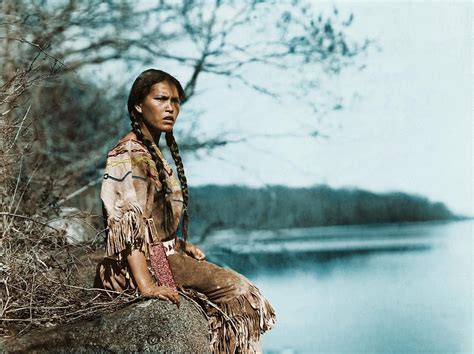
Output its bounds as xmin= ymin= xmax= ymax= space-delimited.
xmin=202 ymin=219 xmax=473 ymax=354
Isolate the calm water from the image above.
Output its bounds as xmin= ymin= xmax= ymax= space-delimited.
xmin=203 ymin=219 xmax=473 ymax=354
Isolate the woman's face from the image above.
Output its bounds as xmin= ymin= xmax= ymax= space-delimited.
xmin=135 ymin=80 xmax=181 ymax=133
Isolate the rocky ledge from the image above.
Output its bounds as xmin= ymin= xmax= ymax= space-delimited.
xmin=4 ymin=297 xmax=210 ymax=353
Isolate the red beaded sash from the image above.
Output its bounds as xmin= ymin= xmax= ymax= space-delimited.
xmin=147 ymin=218 xmax=178 ymax=291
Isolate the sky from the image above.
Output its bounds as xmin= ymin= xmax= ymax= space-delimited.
xmin=90 ymin=1 xmax=472 ymax=216
xmin=182 ymin=1 xmax=473 ymax=217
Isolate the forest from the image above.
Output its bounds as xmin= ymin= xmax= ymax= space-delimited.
xmin=187 ymin=184 xmax=458 ymax=239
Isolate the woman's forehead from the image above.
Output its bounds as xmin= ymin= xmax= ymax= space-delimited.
xmin=149 ymin=81 xmax=179 ymax=96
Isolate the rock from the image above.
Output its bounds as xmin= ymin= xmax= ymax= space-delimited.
xmin=4 ymin=297 xmax=210 ymax=353
xmin=47 ymin=207 xmax=97 ymax=244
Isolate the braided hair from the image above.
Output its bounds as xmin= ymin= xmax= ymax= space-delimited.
xmin=127 ymin=69 xmax=189 ymax=250
xmin=165 ymin=131 xmax=189 ymax=245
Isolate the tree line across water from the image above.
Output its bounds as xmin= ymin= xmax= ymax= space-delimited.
xmin=186 ymin=184 xmax=460 ymax=238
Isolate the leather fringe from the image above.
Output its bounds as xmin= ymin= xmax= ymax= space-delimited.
xmin=181 ymin=283 xmax=276 ymax=354
xmin=161 ymin=191 xmax=175 ymax=238
xmin=212 ymin=284 xmax=276 ymax=353
xmin=106 ymin=202 xmax=146 ymax=258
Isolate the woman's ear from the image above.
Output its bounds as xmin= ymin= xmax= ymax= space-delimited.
xmin=134 ymin=104 xmax=142 ymax=114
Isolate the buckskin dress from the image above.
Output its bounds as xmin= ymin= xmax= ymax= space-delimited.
xmin=94 ymin=138 xmax=276 ymax=353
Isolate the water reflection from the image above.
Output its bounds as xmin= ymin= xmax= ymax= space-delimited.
xmin=203 ymin=220 xmax=473 ymax=353
xmin=208 ymin=245 xmax=432 ymax=279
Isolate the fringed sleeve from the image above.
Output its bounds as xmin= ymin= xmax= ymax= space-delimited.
xmin=100 ymin=140 xmax=151 ymax=259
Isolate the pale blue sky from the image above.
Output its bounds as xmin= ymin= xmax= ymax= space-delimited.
xmin=89 ymin=1 xmax=473 ymax=216
xmin=184 ymin=1 xmax=473 ymax=216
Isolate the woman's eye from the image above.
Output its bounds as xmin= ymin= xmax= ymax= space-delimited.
xmin=154 ymin=96 xmax=180 ymax=105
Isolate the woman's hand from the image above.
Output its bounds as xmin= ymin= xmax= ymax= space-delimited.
xmin=141 ymin=283 xmax=180 ymax=307
xmin=126 ymin=248 xmax=180 ymax=307
xmin=184 ymin=243 xmax=206 ymax=261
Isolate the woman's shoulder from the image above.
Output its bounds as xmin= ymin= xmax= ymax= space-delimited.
xmin=103 ymin=133 xmax=156 ymax=174
xmin=107 ymin=132 xmax=150 ymax=158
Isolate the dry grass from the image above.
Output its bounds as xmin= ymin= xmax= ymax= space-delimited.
xmin=0 ymin=38 xmax=136 ymax=338
xmin=0 ymin=213 xmax=138 ymax=337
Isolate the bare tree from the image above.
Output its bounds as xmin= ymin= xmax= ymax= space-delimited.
xmin=3 ymin=0 xmax=372 ymax=118
xmin=1 ymin=0 xmax=374 ymax=210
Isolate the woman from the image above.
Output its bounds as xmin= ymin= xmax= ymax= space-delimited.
xmin=94 ymin=69 xmax=276 ymax=353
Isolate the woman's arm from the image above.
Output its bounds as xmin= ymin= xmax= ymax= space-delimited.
xmin=177 ymin=239 xmax=206 ymax=261
xmin=126 ymin=248 xmax=180 ymax=306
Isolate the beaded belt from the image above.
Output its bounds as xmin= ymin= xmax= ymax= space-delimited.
xmin=161 ymin=238 xmax=176 ymax=256
xmin=146 ymin=218 xmax=176 ymax=256
xmin=147 ymin=218 xmax=178 ymax=290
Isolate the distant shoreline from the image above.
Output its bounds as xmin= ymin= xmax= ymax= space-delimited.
xmin=187 ymin=184 xmax=463 ymax=239
xmin=222 ymin=216 xmax=471 ymax=233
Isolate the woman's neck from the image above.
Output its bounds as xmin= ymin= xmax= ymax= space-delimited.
xmin=140 ymin=122 xmax=162 ymax=144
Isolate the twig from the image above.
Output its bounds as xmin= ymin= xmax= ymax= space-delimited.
xmin=0 ymin=36 xmax=68 ymax=69
xmin=0 ymin=277 xmax=11 ymax=317
xmin=7 ymin=154 xmax=23 ymax=216
xmin=12 ymin=162 xmax=40 ymax=217
xmin=55 ymin=175 xmax=103 ymax=207
xmin=0 ymin=212 xmax=59 ymax=231
xmin=5 ymin=305 xmax=76 ymax=314
xmin=9 ymin=104 xmax=31 ymax=151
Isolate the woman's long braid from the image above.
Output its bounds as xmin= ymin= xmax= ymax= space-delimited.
xmin=130 ymin=114 xmax=175 ymax=238
xmin=165 ymin=131 xmax=189 ymax=250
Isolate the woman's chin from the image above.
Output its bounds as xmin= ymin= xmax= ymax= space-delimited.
xmin=154 ymin=124 xmax=174 ymax=133
xmin=160 ymin=126 xmax=174 ymax=133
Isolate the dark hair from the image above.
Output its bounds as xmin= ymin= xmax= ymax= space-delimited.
xmin=127 ymin=69 xmax=189 ymax=249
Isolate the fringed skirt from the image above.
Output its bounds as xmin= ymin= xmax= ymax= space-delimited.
xmin=95 ymin=249 xmax=276 ymax=353
xmin=168 ymin=252 xmax=276 ymax=353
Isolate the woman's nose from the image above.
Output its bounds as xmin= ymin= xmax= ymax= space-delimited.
xmin=165 ymin=100 xmax=173 ymax=112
